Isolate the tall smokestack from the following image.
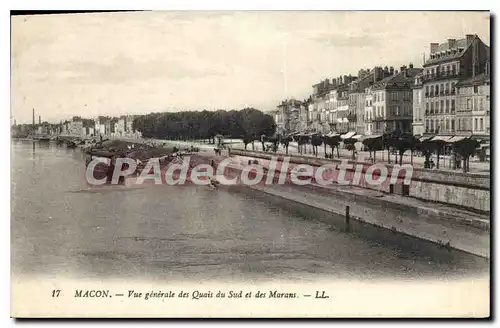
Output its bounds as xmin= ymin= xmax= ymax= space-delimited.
xmin=39 ymin=115 xmax=41 ymax=125
xmin=32 ymin=108 xmax=35 ymax=126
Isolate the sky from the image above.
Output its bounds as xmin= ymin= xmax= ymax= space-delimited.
xmin=11 ymin=11 xmax=490 ymax=124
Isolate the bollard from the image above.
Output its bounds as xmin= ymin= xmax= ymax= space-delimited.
xmin=345 ymin=205 xmax=350 ymax=232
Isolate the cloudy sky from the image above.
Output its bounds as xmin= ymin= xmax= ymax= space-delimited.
xmin=11 ymin=11 xmax=489 ymax=123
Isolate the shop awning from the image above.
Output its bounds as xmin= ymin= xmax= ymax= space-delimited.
xmin=326 ymin=132 xmax=341 ymax=137
xmin=419 ymin=136 xmax=434 ymax=142
xmin=447 ymin=136 xmax=467 ymax=143
xmin=364 ymin=134 xmax=383 ymax=140
xmin=431 ymin=135 xmax=453 ymax=142
xmin=351 ymin=134 xmax=363 ymax=140
xmin=341 ymin=131 xmax=357 ymax=139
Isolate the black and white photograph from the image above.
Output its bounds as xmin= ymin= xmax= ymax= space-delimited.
xmin=9 ymin=10 xmax=491 ymax=318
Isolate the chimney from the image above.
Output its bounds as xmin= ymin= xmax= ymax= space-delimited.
xmin=38 ymin=116 xmax=41 ymax=125
xmin=389 ymin=66 xmax=394 ymax=75
xmin=466 ymin=34 xmax=475 ymax=44
xmin=430 ymin=43 xmax=439 ymax=53
xmin=447 ymin=39 xmax=456 ymax=49
xmin=373 ymin=67 xmax=383 ymax=83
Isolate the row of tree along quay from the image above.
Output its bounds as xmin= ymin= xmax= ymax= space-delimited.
xmin=259 ymin=131 xmax=480 ymax=173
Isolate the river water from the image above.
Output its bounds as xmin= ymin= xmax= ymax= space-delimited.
xmin=11 ymin=141 xmax=488 ymax=283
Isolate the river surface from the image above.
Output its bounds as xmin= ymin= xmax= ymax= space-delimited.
xmin=11 ymin=141 xmax=488 ymax=283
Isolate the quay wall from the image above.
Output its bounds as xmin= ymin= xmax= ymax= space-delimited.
xmin=228 ymin=149 xmax=490 ymax=213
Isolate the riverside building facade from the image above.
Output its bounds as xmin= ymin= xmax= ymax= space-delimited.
xmin=422 ymin=34 xmax=490 ymax=136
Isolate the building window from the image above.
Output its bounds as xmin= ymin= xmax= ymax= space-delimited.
xmin=425 ymin=86 xmax=429 ymax=96
xmin=435 ymin=85 xmax=439 ymax=95
xmin=430 ymin=120 xmax=434 ymax=131
xmin=451 ymin=99 xmax=455 ymax=112
xmin=480 ymin=98 xmax=484 ymax=110
xmin=430 ymin=102 xmax=434 ymax=113
xmin=474 ymin=86 xmax=478 ymax=94
xmin=467 ymin=99 xmax=471 ymax=110
xmin=445 ymin=119 xmax=449 ymax=131
xmin=440 ymin=100 xmax=444 ymax=113
xmin=431 ymin=85 xmax=435 ymax=96
xmin=445 ymin=99 xmax=449 ymax=113
xmin=480 ymin=118 xmax=484 ymax=130
xmin=474 ymin=118 xmax=478 ymax=130
xmin=451 ymin=119 xmax=455 ymax=131
xmin=426 ymin=102 xmax=429 ymax=113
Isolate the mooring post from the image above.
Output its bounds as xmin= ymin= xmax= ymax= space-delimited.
xmin=345 ymin=205 xmax=350 ymax=231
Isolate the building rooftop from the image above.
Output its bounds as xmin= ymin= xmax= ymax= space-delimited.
xmin=372 ymin=68 xmax=422 ymax=90
xmin=423 ymin=35 xmax=488 ymax=67
xmin=456 ymin=73 xmax=489 ymax=87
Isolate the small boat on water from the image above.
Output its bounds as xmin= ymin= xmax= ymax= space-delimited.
xmin=66 ymin=141 xmax=78 ymax=148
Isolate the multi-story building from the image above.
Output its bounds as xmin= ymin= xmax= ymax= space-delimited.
xmin=422 ymin=34 xmax=490 ymax=135
xmin=297 ymin=98 xmax=310 ymax=132
xmin=412 ymin=72 xmax=425 ymax=136
xmin=274 ymin=99 xmax=303 ymax=134
xmin=125 ymin=115 xmax=135 ymax=133
xmin=115 ymin=118 xmax=126 ymax=137
xmin=364 ymin=87 xmax=375 ymax=136
xmin=353 ymin=66 xmax=393 ymax=135
xmin=369 ymin=64 xmax=421 ymax=134
xmin=456 ymin=62 xmax=490 ymax=139
xmin=323 ymin=75 xmax=356 ymax=133
xmin=69 ymin=120 xmax=83 ymax=136
xmin=349 ymin=69 xmax=371 ymax=135
xmin=310 ymin=79 xmax=333 ymax=132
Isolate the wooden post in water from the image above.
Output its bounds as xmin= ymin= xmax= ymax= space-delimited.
xmin=345 ymin=205 xmax=350 ymax=231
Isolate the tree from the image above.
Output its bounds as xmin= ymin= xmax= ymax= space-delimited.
xmin=310 ymin=134 xmax=323 ymax=157
xmin=416 ymin=139 xmax=437 ymax=169
xmin=362 ymin=135 xmax=384 ymax=163
xmin=324 ymin=134 xmax=341 ymax=159
xmin=295 ymin=135 xmax=310 ymax=155
xmin=392 ymin=133 xmax=420 ymax=165
xmin=454 ymin=138 xmax=480 ymax=173
xmin=343 ymin=138 xmax=357 ymax=160
xmin=281 ymin=135 xmax=292 ymax=155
